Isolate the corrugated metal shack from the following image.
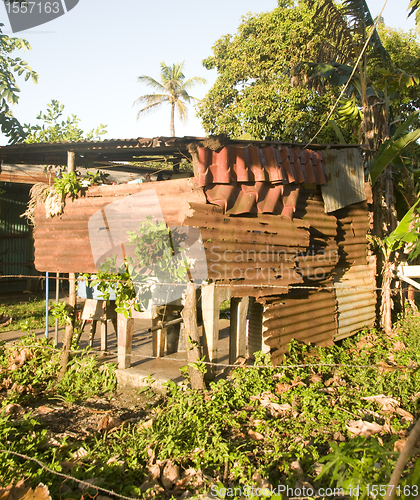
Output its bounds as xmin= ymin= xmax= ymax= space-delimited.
xmin=0 ymin=136 xmax=376 ymax=366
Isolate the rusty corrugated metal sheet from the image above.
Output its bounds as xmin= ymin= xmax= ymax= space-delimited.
xmin=198 ymin=145 xmax=325 ymax=186
xmin=261 ymin=287 xmax=337 ymax=365
xmin=334 ymin=201 xmax=371 ymax=266
xmin=294 ymin=188 xmax=339 ymax=279
xmin=320 ymin=148 xmax=366 ymax=212
xmin=34 ymin=178 xmax=206 ymax=273
xmin=332 ymin=202 xmax=376 ymax=339
xmin=198 ymin=145 xmax=325 ymax=218
xmin=0 ymin=164 xmax=54 ymax=185
xmin=255 ymin=194 xmax=376 ymax=359
xmin=183 ymin=202 xmax=310 ymax=297
xmin=334 ymin=256 xmax=377 ymax=340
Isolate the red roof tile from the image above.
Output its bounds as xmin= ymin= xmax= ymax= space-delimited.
xmin=198 ymin=145 xmax=324 ymax=219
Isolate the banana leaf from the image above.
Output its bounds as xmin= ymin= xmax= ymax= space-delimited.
xmin=368 ymin=111 xmax=420 ymax=184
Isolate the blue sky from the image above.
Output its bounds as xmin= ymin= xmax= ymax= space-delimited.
xmin=0 ymin=0 xmax=417 ymax=145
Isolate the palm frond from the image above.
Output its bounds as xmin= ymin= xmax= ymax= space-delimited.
xmin=134 ymin=60 xmax=206 ymax=134
xmin=307 ymin=0 xmax=391 ymax=67
xmin=137 ymin=75 xmax=165 ymax=92
xmin=307 ymin=0 xmax=356 ymax=62
xmin=133 ymin=94 xmax=169 ymax=120
xmin=408 ymin=0 xmax=420 ymax=32
xmin=182 ymin=76 xmax=207 ymax=91
xmin=176 ymin=100 xmax=188 ymax=122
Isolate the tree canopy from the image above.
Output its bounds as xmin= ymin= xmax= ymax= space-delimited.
xmin=197 ymin=1 xmax=420 ymax=144
xmin=24 ymin=100 xmax=107 ymax=143
xmin=134 ymin=61 xmax=206 ymax=137
xmin=197 ymin=2 xmax=340 ymax=142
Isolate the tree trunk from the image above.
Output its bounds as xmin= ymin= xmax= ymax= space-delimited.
xmin=170 ymin=102 xmax=175 ymax=137
xmin=380 ymin=260 xmax=394 ymax=336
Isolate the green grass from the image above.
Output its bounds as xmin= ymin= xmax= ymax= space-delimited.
xmin=0 ymin=297 xmax=53 ymax=332
xmin=0 ymin=313 xmax=419 ymax=498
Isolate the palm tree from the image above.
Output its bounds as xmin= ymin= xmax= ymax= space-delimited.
xmin=134 ymin=61 xmax=206 ymax=137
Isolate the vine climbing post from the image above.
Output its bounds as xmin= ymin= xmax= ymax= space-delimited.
xmin=59 ymin=151 xmax=76 ymax=377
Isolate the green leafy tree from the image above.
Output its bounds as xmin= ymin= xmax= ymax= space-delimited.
xmin=197 ymin=2 xmax=344 ymax=142
xmin=134 ymin=61 xmax=206 ymax=137
xmin=0 ymin=22 xmax=38 ymax=143
xmin=24 ymin=99 xmax=107 ymax=143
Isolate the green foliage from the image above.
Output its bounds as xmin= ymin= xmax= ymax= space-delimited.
xmin=55 ymin=357 xmax=116 ymax=403
xmin=0 ymin=23 xmax=38 ymax=143
xmin=49 ymin=301 xmax=71 ymax=326
xmin=198 ymin=2 xmax=340 ymax=142
xmin=368 ymin=198 xmax=420 ymax=260
xmin=0 ymin=334 xmax=116 ymax=406
xmin=0 ymin=314 xmax=420 ymax=497
xmin=317 ymin=437 xmax=397 ymax=498
xmin=368 ymin=112 xmax=420 ymax=184
xmin=408 ymin=0 xmax=420 ymax=33
xmin=90 ymin=216 xmax=190 ymax=316
xmin=52 ymin=171 xmax=84 ymax=200
xmin=24 ymin=99 xmax=107 ymax=143
xmin=84 ymin=169 xmax=109 ymax=185
xmin=0 ymin=297 xmax=52 ymax=333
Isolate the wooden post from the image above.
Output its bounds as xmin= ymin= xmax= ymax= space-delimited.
xmin=229 ymin=296 xmax=249 ymax=364
xmin=181 ymin=282 xmax=205 ymax=390
xmin=59 ymin=151 xmax=77 ymax=377
xmin=201 ymin=283 xmax=230 ymax=379
xmin=59 ymin=274 xmax=76 ymax=378
xmin=151 ymin=315 xmax=166 ymax=357
xmin=117 ymin=313 xmax=134 ymax=369
xmin=100 ymin=320 xmax=107 ymax=352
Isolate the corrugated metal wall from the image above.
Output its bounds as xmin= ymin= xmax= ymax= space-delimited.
xmin=333 ymin=202 xmax=376 ymax=339
xmin=0 ymin=183 xmax=36 ymax=292
xmin=262 ymin=287 xmax=337 ymax=364
xmin=259 ymin=194 xmax=376 ymax=364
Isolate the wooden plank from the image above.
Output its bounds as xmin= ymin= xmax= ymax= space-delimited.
xmin=229 ymin=297 xmax=249 ymax=364
xmin=201 ymin=282 xmax=230 ymax=379
xmin=117 ymin=313 xmax=134 ymax=369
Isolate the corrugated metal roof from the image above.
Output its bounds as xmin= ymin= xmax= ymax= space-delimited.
xmin=198 ymin=145 xmax=325 ymax=186
xmin=198 ymin=145 xmax=325 ymax=218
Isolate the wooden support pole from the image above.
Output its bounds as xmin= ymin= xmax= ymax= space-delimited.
xmin=59 ymin=275 xmax=76 ymax=378
xmin=181 ymin=282 xmax=205 ymax=391
xmin=117 ymin=313 xmax=134 ymax=369
xmin=229 ymin=296 xmax=249 ymax=364
xmin=59 ymin=151 xmax=77 ymax=378
xmin=201 ymin=283 xmax=230 ymax=379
